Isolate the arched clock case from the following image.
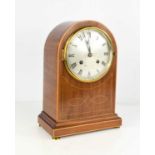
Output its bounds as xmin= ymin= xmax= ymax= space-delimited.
xmin=38 ymin=20 xmax=122 ymax=138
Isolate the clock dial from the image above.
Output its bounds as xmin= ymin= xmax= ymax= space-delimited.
xmin=64 ymin=27 xmax=113 ymax=82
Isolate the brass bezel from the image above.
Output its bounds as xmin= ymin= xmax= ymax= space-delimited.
xmin=63 ymin=27 xmax=114 ymax=83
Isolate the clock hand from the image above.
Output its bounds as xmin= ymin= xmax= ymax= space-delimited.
xmin=85 ymin=39 xmax=92 ymax=57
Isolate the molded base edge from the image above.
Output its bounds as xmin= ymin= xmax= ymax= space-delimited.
xmin=38 ymin=112 xmax=122 ymax=138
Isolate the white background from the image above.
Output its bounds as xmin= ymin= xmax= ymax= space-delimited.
xmin=15 ymin=0 xmax=139 ymax=155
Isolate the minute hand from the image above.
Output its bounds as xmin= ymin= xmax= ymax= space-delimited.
xmin=85 ymin=40 xmax=92 ymax=57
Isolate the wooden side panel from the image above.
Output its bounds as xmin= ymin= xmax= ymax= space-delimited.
xmin=43 ymin=22 xmax=74 ymax=120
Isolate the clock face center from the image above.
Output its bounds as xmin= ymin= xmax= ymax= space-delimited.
xmin=64 ymin=27 xmax=113 ymax=82
xmin=88 ymin=53 xmax=92 ymax=57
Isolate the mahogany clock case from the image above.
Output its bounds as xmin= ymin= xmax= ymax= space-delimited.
xmin=38 ymin=20 xmax=122 ymax=138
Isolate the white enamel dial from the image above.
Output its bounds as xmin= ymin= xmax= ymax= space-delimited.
xmin=64 ymin=27 xmax=113 ymax=82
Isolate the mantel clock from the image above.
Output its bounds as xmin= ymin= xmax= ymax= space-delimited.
xmin=38 ymin=20 xmax=122 ymax=139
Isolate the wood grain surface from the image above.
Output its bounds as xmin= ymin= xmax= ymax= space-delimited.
xmin=38 ymin=20 xmax=122 ymax=138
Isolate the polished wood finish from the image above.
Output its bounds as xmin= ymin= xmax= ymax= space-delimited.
xmin=38 ymin=20 xmax=122 ymax=138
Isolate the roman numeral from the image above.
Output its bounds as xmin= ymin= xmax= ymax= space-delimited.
xmin=102 ymin=61 xmax=106 ymax=66
xmin=108 ymin=44 xmax=112 ymax=51
xmin=77 ymin=35 xmax=83 ymax=41
xmin=102 ymin=43 xmax=106 ymax=46
xmin=82 ymin=32 xmax=86 ymax=38
xmin=68 ymin=54 xmax=75 ymax=57
xmin=104 ymin=52 xmax=109 ymax=56
xmin=87 ymin=31 xmax=91 ymax=38
xmin=87 ymin=71 xmax=91 ymax=77
xmin=78 ymin=69 xmax=83 ymax=75
xmin=70 ymin=43 xmax=77 ymax=47
xmin=96 ymin=69 xmax=100 ymax=73
xmin=70 ymin=62 xmax=77 ymax=69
